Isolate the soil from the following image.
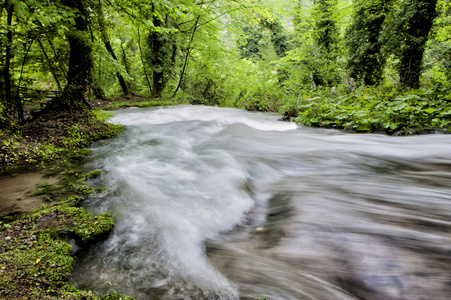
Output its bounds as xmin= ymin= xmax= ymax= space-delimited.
xmin=0 ymin=94 xmax=159 ymax=217
xmin=0 ymin=170 xmax=60 ymax=218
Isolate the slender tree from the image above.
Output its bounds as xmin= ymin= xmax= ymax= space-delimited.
xmin=96 ymin=0 xmax=131 ymax=95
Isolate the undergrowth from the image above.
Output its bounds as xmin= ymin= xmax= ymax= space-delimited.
xmin=292 ymin=87 xmax=451 ymax=135
xmin=0 ymin=110 xmax=123 ymax=175
xmin=0 ymin=168 xmax=134 ymax=300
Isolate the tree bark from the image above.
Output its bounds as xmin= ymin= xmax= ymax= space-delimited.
xmin=4 ymin=3 xmax=13 ymax=113
xmin=347 ymin=0 xmax=393 ymax=86
xmin=137 ymin=27 xmax=152 ymax=94
xmin=57 ymin=0 xmax=93 ymax=110
xmin=172 ymin=16 xmax=200 ymax=98
xmin=398 ymin=0 xmax=438 ymax=89
xmin=147 ymin=16 xmax=177 ymax=98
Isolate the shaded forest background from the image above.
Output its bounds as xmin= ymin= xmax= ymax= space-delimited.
xmin=1 ymin=0 xmax=450 ymax=134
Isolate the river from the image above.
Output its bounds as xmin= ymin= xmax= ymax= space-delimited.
xmin=70 ymin=105 xmax=451 ymax=300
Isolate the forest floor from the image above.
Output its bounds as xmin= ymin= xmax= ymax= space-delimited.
xmin=0 ymin=97 xmax=144 ymax=299
xmin=0 ymin=94 xmax=175 ymax=176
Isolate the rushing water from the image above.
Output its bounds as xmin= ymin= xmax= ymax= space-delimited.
xmin=71 ymin=105 xmax=451 ymax=300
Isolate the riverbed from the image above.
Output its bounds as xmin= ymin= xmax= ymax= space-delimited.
xmin=70 ymin=105 xmax=451 ymax=300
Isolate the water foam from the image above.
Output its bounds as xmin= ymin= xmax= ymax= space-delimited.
xmin=109 ymin=105 xmax=298 ymax=132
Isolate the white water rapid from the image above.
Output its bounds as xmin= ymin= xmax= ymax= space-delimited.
xmin=71 ymin=105 xmax=451 ymax=300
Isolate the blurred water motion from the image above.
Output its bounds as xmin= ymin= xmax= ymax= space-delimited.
xmin=71 ymin=106 xmax=451 ymax=300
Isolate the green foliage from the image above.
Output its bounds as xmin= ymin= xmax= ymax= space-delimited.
xmin=261 ymin=17 xmax=290 ymax=58
xmin=238 ymin=15 xmax=290 ymax=62
xmin=0 ymin=132 xmax=63 ymax=174
xmin=0 ymin=0 xmax=449 ymax=143
xmin=294 ymin=87 xmax=451 ymax=134
xmin=92 ymin=110 xmax=114 ymax=122
xmin=238 ymin=25 xmax=264 ymax=61
xmin=104 ymin=99 xmax=177 ymax=110
xmin=422 ymin=0 xmax=451 ymax=85
xmin=280 ymin=0 xmax=348 ymax=93
xmin=145 ymin=18 xmax=177 ymax=97
xmin=60 ymin=125 xmax=86 ymax=148
xmin=181 ymin=61 xmax=232 ymax=106
xmin=245 ymin=98 xmax=270 ymax=112
xmin=313 ymin=0 xmax=339 ymax=56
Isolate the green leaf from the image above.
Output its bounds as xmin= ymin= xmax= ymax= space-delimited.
xmin=389 ymin=123 xmax=398 ymax=130
xmin=423 ymin=108 xmax=436 ymax=114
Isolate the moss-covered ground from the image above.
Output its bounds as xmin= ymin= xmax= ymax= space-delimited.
xmin=0 ymin=168 xmax=134 ymax=299
xmin=0 ymin=102 xmax=142 ymax=299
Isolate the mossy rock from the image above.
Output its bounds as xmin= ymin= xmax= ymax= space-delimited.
xmin=0 ymin=219 xmax=98 ymax=299
xmin=28 ymin=205 xmax=114 ymax=246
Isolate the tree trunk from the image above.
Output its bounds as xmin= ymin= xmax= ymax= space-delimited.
xmin=172 ymin=16 xmax=200 ymax=98
xmin=398 ymin=0 xmax=438 ymax=89
xmin=347 ymin=0 xmax=393 ymax=86
xmin=147 ymin=17 xmax=177 ymax=98
xmin=57 ymin=0 xmax=93 ymax=110
xmin=4 ymin=3 xmax=13 ymax=113
xmin=97 ymin=0 xmax=130 ymax=95
xmin=107 ymin=40 xmax=130 ymax=95
xmin=137 ymin=27 xmax=152 ymax=94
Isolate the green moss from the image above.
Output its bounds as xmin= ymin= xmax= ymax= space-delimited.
xmin=62 ymin=195 xmax=84 ymax=206
xmin=27 ymin=204 xmax=114 ymax=246
xmin=67 ymin=182 xmax=107 ymax=196
xmin=0 ymin=110 xmax=123 ymax=176
xmin=0 ymin=111 xmax=134 ymax=299
xmin=33 ymin=182 xmax=64 ymax=196
xmin=0 ymin=220 xmax=96 ymax=299
xmin=0 ymin=207 xmax=125 ymax=299
xmin=68 ymin=209 xmax=114 ymax=245
xmin=67 ymin=148 xmax=91 ymax=160
xmin=84 ymin=170 xmax=101 ymax=179
xmin=101 ymin=292 xmax=135 ymax=300
xmin=92 ymin=110 xmax=114 ymax=122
